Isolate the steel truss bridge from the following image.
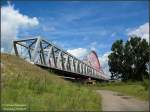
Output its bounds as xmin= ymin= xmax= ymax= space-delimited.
xmin=13 ymin=36 xmax=108 ymax=81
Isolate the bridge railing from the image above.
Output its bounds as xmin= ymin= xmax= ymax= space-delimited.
xmin=13 ymin=36 xmax=108 ymax=80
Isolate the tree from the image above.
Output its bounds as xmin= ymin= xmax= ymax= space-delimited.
xmin=108 ymin=36 xmax=149 ymax=81
xmin=108 ymin=40 xmax=124 ymax=80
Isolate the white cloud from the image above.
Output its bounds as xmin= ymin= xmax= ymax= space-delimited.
xmin=1 ymin=4 xmax=39 ymax=52
xmin=89 ymin=41 xmax=111 ymax=51
xmin=98 ymin=51 xmax=111 ymax=78
xmin=127 ymin=22 xmax=149 ymax=42
xmin=1 ymin=48 xmax=4 ymax=53
xmin=42 ymin=25 xmax=56 ymax=32
xmin=90 ymin=41 xmax=97 ymax=51
xmin=111 ymin=32 xmax=116 ymax=37
xmin=67 ymin=48 xmax=89 ymax=58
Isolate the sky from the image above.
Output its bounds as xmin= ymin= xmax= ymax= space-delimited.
xmin=1 ymin=1 xmax=149 ymax=77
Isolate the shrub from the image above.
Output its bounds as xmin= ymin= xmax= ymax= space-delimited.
xmin=142 ymin=79 xmax=149 ymax=90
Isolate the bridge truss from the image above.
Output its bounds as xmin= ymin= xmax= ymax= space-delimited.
xmin=13 ymin=36 xmax=108 ymax=81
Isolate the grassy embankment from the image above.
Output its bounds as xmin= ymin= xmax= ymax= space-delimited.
xmin=94 ymin=81 xmax=149 ymax=101
xmin=1 ymin=53 xmax=101 ymax=111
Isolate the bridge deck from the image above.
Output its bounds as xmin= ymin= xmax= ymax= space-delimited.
xmin=36 ymin=63 xmax=106 ymax=81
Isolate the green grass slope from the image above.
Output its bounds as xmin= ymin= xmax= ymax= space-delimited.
xmin=1 ymin=53 xmax=101 ymax=111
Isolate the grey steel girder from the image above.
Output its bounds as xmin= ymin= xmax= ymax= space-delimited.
xmin=13 ymin=36 xmax=107 ymax=80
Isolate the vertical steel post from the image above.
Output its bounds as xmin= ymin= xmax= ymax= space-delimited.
xmin=77 ymin=61 xmax=80 ymax=73
xmin=64 ymin=55 xmax=68 ymax=70
xmin=47 ymin=46 xmax=52 ymax=67
xmin=28 ymin=39 xmax=36 ymax=60
xmin=32 ymin=37 xmax=41 ymax=63
xmin=40 ymin=41 xmax=46 ymax=65
xmin=13 ymin=42 xmax=19 ymax=56
xmin=80 ymin=63 xmax=83 ymax=74
xmin=75 ymin=60 xmax=78 ymax=73
xmin=40 ymin=54 xmax=43 ymax=64
xmin=70 ymin=58 xmax=73 ymax=72
xmin=28 ymin=48 xmax=31 ymax=60
xmin=73 ymin=58 xmax=76 ymax=72
xmin=82 ymin=64 xmax=85 ymax=75
xmin=57 ymin=51 xmax=62 ymax=69
xmin=67 ymin=56 xmax=71 ymax=71
xmin=61 ymin=52 xmax=65 ymax=70
xmin=91 ymin=68 xmax=93 ymax=76
xmin=85 ymin=66 xmax=87 ymax=75
xmin=51 ymin=47 xmax=57 ymax=68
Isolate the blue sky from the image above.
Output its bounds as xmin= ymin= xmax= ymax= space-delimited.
xmin=1 ymin=1 xmax=149 ymax=76
xmin=2 ymin=1 xmax=149 ymax=54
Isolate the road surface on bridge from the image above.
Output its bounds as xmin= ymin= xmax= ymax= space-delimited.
xmin=97 ymin=90 xmax=149 ymax=111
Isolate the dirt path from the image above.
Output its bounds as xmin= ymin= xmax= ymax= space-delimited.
xmin=97 ymin=90 xmax=149 ymax=111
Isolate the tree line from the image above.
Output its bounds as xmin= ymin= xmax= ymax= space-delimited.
xmin=108 ymin=36 xmax=149 ymax=81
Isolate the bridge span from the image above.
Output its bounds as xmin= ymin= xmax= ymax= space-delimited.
xmin=13 ymin=36 xmax=108 ymax=81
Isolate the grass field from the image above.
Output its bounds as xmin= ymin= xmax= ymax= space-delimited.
xmin=1 ymin=53 xmax=101 ymax=111
xmin=94 ymin=81 xmax=149 ymax=101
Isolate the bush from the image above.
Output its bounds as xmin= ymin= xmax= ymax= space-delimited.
xmin=142 ymin=79 xmax=149 ymax=90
